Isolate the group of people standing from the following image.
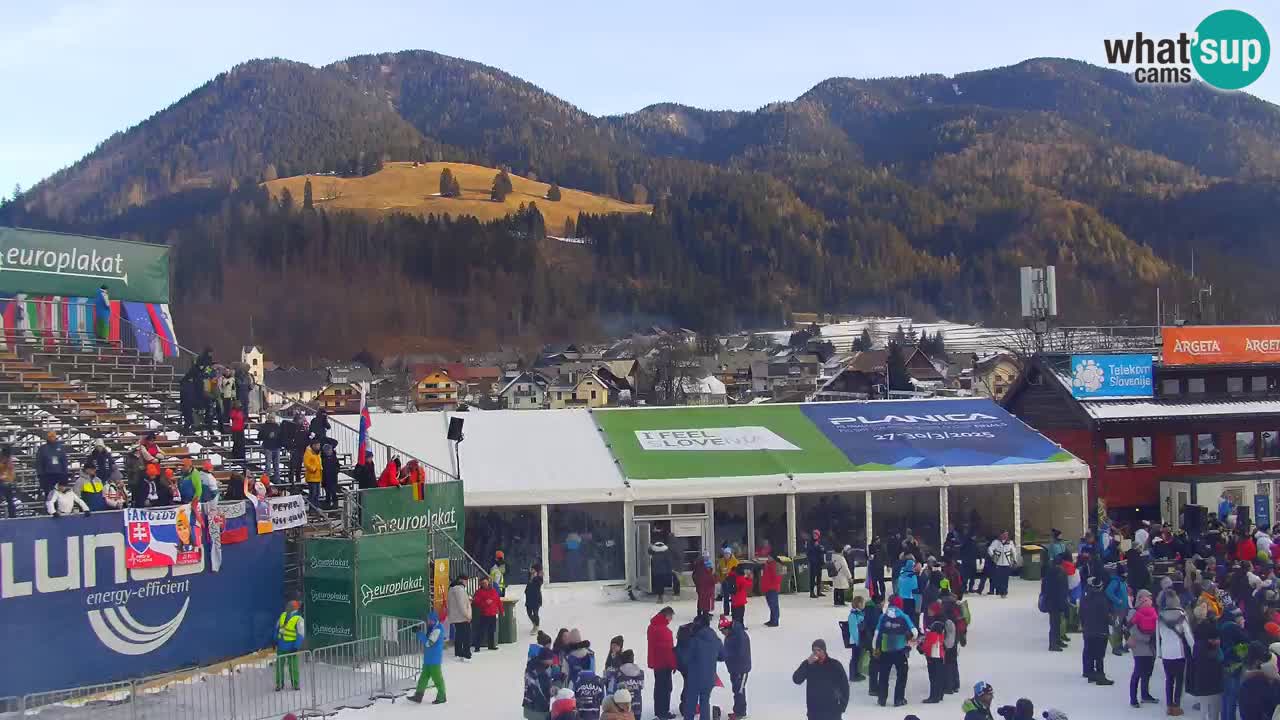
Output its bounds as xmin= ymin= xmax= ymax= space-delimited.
xmin=1041 ymin=517 xmax=1280 ymax=719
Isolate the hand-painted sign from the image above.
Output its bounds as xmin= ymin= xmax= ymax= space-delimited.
xmin=0 ymin=227 xmax=170 ymax=303
xmin=265 ymin=495 xmax=308 ymax=531
xmin=1068 ymin=354 xmax=1154 ymax=398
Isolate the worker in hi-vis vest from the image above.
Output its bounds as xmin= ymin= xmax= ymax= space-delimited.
xmin=275 ymin=599 xmax=305 ymax=691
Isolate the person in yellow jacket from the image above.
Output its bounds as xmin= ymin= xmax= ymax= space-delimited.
xmin=303 ymin=442 xmax=323 ymax=507
xmin=275 ymin=599 xmax=305 ymax=691
xmin=716 ymin=546 xmax=740 ymax=582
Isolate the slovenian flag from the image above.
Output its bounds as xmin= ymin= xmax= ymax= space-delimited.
xmin=356 ymin=389 xmax=372 ymax=466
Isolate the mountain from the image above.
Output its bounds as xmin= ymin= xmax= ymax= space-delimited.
xmin=5 ymin=52 xmax=1279 ymax=361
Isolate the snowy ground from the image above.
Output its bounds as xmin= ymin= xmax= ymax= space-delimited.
xmin=341 ymin=578 xmax=1148 ymax=720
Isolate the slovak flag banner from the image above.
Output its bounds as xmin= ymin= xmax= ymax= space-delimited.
xmin=357 ymin=390 xmax=372 ymax=463
xmin=124 ymin=506 xmax=203 ymax=569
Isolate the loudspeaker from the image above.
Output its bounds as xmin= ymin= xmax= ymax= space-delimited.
xmin=1236 ymin=504 xmax=1251 ymax=530
xmin=447 ymin=416 xmax=465 ymax=442
xmin=1181 ymin=505 xmax=1207 ymax=535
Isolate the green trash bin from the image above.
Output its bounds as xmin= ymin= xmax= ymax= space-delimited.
xmin=1021 ymin=545 xmax=1043 ymax=582
xmin=778 ymin=560 xmax=795 ymax=595
xmin=498 ymin=598 xmax=518 ymax=645
xmin=792 ymin=563 xmax=810 ymax=596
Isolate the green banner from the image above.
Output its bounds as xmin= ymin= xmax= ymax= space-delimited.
xmin=0 ymin=227 xmax=170 ymax=303
xmin=359 ymin=482 xmax=465 ymax=547
xmin=302 ymin=538 xmax=357 ymax=648
xmin=356 ymin=531 xmax=430 ymax=621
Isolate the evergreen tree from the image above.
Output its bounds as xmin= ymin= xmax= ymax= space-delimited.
xmin=932 ymin=330 xmax=947 ymax=358
xmin=279 ymin=187 xmax=294 ymax=211
xmin=887 ymin=341 xmax=912 ymax=391
xmin=892 ymin=324 xmax=908 ymax=346
xmin=853 ymin=328 xmax=874 ymax=352
xmin=440 ymin=168 xmax=454 ymax=197
xmin=546 ymin=182 xmax=562 ymax=201
xmin=303 ymin=178 xmax=314 ymax=210
xmin=562 ymin=217 xmax=575 ymax=238
xmin=491 ymin=169 xmax=513 ymax=202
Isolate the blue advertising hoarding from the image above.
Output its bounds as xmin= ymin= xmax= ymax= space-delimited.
xmin=1068 ymin=354 xmax=1154 ymax=399
xmin=800 ymin=398 xmax=1074 ymax=470
xmin=0 ymin=504 xmax=284 ymax=697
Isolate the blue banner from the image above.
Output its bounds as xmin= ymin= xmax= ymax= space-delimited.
xmin=0 ymin=506 xmax=284 ymax=697
xmin=1068 ymin=354 xmax=1154 ymax=399
xmin=800 ymin=399 xmax=1074 ymax=469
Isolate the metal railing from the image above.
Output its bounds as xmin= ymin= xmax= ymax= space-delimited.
xmin=8 ymin=615 xmax=425 ymax=720
xmin=430 ymin=527 xmax=491 ymax=597
xmin=328 ymin=416 xmax=456 ymax=485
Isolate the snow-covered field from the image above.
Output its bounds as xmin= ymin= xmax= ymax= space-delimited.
xmin=340 ymin=577 xmax=1146 ymax=720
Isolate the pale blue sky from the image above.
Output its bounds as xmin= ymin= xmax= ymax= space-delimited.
xmin=2 ymin=1 xmax=1278 ymax=198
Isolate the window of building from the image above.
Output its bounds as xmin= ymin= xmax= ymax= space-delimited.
xmin=1131 ymin=436 xmax=1153 ymax=466
xmin=1198 ymin=434 xmax=1221 ymax=464
xmin=1228 ymin=377 xmax=1245 ymax=394
xmin=1238 ymin=431 xmax=1259 ymax=461
xmin=1162 ymin=379 xmax=1181 ymax=396
xmin=1173 ymin=434 xmax=1193 ymax=464
xmin=591 ymin=390 xmax=598 ymax=400
xmin=1254 ymin=376 xmax=1270 ymax=393
xmin=1264 ymin=431 xmax=1280 ymax=459
xmin=1105 ymin=438 xmax=1127 ymax=467
xmin=1188 ymin=378 xmax=1206 ymax=394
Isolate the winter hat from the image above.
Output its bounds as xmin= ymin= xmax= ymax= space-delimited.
xmin=811 ymin=638 xmax=827 ymax=652
xmin=555 ymin=688 xmax=576 ymax=701
xmin=1165 ymin=594 xmax=1183 ymax=610
xmin=1267 ymin=622 xmax=1280 ymax=639
xmin=1135 ymin=589 xmax=1152 ymax=608
xmin=611 ymin=635 xmax=624 ymax=648
xmin=619 ymin=649 xmax=635 ymax=665
xmin=719 ymin=615 xmax=733 ymax=631
xmin=974 ymin=681 xmax=994 ymax=697
xmin=1161 ymin=577 xmax=1174 ymax=590
xmin=536 ymin=631 xmax=552 ymax=647
xmin=890 ymin=596 xmax=904 ymax=609
xmin=613 ymin=689 xmax=632 ymax=706
xmin=568 ymin=628 xmax=582 ymax=645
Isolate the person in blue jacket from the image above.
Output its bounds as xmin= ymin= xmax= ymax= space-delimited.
xmin=1104 ymin=566 xmax=1130 ymax=656
xmin=847 ymin=596 xmax=867 ymax=682
xmin=720 ymin=615 xmax=751 ymax=719
xmin=409 ymin=611 xmax=446 ymax=704
xmin=896 ymin=559 xmax=921 ymax=627
xmin=678 ymin=613 xmax=724 ymax=720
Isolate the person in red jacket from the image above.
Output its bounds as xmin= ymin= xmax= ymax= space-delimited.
xmin=731 ymin=565 xmax=753 ymax=625
xmin=692 ymin=555 xmax=716 ymax=616
xmin=377 ymin=458 xmax=401 ymax=488
xmin=1237 ymin=532 xmax=1257 ymax=563
xmin=647 ymin=607 xmax=677 ymax=720
xmin=472 ymin=577 xmax=502 ymax=652
xmin=229 ymin=401 xmax=247 ymax=461
xmin=760 ymin=555 xmax=783 ymax=627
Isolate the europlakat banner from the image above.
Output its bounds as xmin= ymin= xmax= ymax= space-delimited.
xmin=0 ymin=508 xmax=284 ymax=697
xmin=592 ymin=399 xmax=1074 ymax=480
xmin=0 ymin=227 xmax=170 ymax=303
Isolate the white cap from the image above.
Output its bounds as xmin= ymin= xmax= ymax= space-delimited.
xmin=613 ymin=689 xmax=632 ymax=705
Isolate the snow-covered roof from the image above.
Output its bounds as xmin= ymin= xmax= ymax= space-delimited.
xmin=1082 ymin=399 xmax=1280 ymax=421
xmin=679 ymin=375 xmax=726 ymax=395
xmin=333 ymin=410 xmax=626 ymax=506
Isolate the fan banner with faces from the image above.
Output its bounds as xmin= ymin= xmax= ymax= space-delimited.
xmin=124 ymin=505 xmax=204 ymax=569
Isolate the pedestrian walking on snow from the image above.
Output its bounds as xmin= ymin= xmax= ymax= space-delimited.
xmin=720 ymin=616 xmax=751 ymax=719
xmin=1080 ymin=575 xmax=1115 ymax=685
xmin=646 ymin=607 xmax=677 ymax=720
xmin=408 ymin=612 xmax=446 ymax=704
xmin=792 ymin=639 xmax=849 ymax=720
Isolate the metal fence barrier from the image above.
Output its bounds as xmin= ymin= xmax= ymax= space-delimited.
xmin=8 ymin=616 xmax=425 ymax=720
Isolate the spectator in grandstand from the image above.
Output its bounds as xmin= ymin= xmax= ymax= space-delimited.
xmin=218 ymin=367 xmax=236 ymax=431
xmin=259 ymin=414 xmax=283 ymax=484
xmin=229 ymin=401 xmax=247 ymax=461
xmin=352 ymin=450 xmax=377 ymax=490
xmin=404 ymin=458 xmax=426 ymax=486
xmin=378 ymin=457 xmax=401 ymax=487
xmin=160 ymin=468 xmax=180 ymax=505
xmin=136 ymin=432 xmax=162 ymax=466
xmin=179 ymin=368 xmax=200 ymax=434
xmin=234 ymin=363 xmax=253 ymax=411
xmin=320 ymin=442 xmax=339 ymax=509
xmin=178 ymin=458 xmax=213 ymax=503
xmin=0 ymin=446 xmax=16 ymax=518
xmin=36 ymin=431 xmax=69 ymax=497
xmin=131 ymin=463 xmax=161 ymax=508
xmin=102 ymin=474 xmax=126 ymax=510
xmin=47 ymin=478 xmax=89 ymax=517
xmin=77 ymin=464 xmax=109 ymax=511
xmin=86 ymin=439 xmax=115 ymax=480
xmin=309 ymin=409 xmax=331 ymax=444
xmin=286 ymin=411 xmax=310 ymax=485
xmin=303 ymin=441 xmax=323 ymax=506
